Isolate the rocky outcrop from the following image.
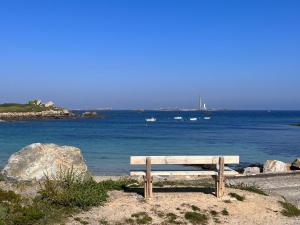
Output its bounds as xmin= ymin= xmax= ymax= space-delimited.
xmin=82 ymin=111 xmax=98 ymax=118
xmin=1 ymin=143 xmax=89 ymax=181
xmin=263 ymin=160 xmax=289 ymax=173
xmin=0 ymin=109 xmax=74 ymax=120
xmin=291 ymin=158 xmax=300 ymax=170
xmin=243 ymin=167 xmax=260 ymax=175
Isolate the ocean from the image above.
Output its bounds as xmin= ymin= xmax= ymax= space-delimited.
xmin=0 ymin=110 xmax=299 ymax=175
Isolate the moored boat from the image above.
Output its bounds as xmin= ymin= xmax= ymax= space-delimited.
xmin=174 ymin=116 xmax=183 ymax=120
xmin=145 ymin=117 xmax=156 ymax=122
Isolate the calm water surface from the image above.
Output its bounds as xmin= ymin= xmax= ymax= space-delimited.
xmin=0 ymin=110 xmax=299 ymax=175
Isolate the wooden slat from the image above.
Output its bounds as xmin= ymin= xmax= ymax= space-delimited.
xmin=130 ymin=170 xmax=239 ymax=176
xmin=130 ymin=156 xmax=239 ymax=165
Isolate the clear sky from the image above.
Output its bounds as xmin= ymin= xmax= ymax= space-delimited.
xmin=0 ymin=0 xmax=299 ymax=110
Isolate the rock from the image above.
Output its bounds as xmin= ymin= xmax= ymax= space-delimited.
xmin=45 ymin=101 xmax=54 ymax=107
xmin=291 ymin=158 xmax=300 ymax=170
xmin=82 ymin=111 xmax=98 ymax=118
xmin=1 ymin=143 xmax=88 ymax=181
xmin=243 ymin=167 xmax=261 ymax=175
xmin=263 ymin=160 xmax=288 ymax=173
xmin=0 ymin=110 xmax=73 ymax=120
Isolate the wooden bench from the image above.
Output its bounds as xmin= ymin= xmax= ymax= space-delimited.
xmin=130 ymin=156 xmax=239 ymax=199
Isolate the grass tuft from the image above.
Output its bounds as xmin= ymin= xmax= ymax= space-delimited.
xmin=229 ymin=184 xmax=268 ymax=196
xmin=279 ymin=201 xmax=300 ymax=217
xmin=165 ymin=212 xmax=181 ymax=224
xmin=191 ymin=205 xmax=200 ymax=211
xmin=0 ymin=169 xmax=134 ymax=225
xmin=184 ymin=211 xmax=208 ymax=225
xmin=229 ymin=192 xmax=245 ymax=201
xmin=99 ymin=218 xmax=109 ymax=225
xmin=221 ymin=209 xmax=229 ymax=216
xmin=223 ymin=200 xmax=232 ymax=203
xmin=209 ymin=210 xmax=218 ymax=216
xmin=131 ymin=212 xmax=152 ymax=224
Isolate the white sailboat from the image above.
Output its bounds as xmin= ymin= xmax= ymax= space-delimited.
xmin=174 ymin=116 xmax=183 ymax=120
xmin=189 ymin=117 xmax=198 ymax=121
xmin=145 ymin=117 xmax=156 ymax=122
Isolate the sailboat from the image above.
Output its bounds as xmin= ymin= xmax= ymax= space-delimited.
xmin=174 ymin=116 xmax=183 ymax=120
xmin=145 ymin=117 xmax=156 ymax=122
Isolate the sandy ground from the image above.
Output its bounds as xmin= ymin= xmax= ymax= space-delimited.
xmin=65 ymin=187 xmax=299 ymax=225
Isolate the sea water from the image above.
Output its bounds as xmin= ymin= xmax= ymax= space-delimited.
xmin=0 ymin=110 xmax=299 ymax=175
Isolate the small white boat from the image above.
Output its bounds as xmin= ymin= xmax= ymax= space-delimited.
xmin=189 ymin=118 xmax=198 ymax=121
xmin=204 ymin=117 xmax=211 ymax=120
xmin=145 ymin=117 xmax=156 ymax=122
xmin=174 ymin=116 xmax=183 ymax=120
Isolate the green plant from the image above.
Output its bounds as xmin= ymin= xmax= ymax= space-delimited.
xmin=209 ymin=210 xmax=218 ymax=216
xmin=228 ymin=184 xmax=268 ymax=196
xmin=124 ymin=218 xmax=135 ymax=224
xmin=184 ymin=211 xmax=208 ymax=225
xmin=223 ymin=200 xmax=232 ymax=203
xmin=165 ymin=212 xmax=181 ymax=224
xmin=0 ymin=189 xmax=21 ymax=203
xmin=279 ymin=201 xmax=300 ymax=217
xmin=221 ymin=209 xmax=229 ymax=216
xmin=39 ymin=169 xmax=135 ymax=209
xmin=0 ymin=170 xmax=133 ymax=225
xmin=131 ymin=212 xmax=152 ymax=224
xmin=191 ymin=205 xmax=200 ymax=211
xmin=229 ymin=192 xmax=245 ymax=201
xmin=99 ymin=218 xmax=109 ymax=225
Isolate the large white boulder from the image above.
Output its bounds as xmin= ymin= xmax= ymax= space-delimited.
xmin=243 ymin=167 xmax=261 ymax=175
xmin=263 ymin=160 xmax=288 ymax=173
xmin=1 ymin=143 xmax=88 ymax=181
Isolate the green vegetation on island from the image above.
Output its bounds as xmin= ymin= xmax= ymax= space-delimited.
xmin=0 ymin=100 xmax=56 ymax=113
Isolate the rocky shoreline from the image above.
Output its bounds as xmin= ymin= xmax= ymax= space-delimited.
xmin=0 ymin=109 xmax=74 ymax=121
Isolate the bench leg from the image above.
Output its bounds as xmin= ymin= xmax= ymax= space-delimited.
xmin=143 ymin=175 xmax=153 ymax=199
xmin=144 ymin=157 xmax=153 ymax=199
xmin=216 ymin=157 xmax=225 ymax=197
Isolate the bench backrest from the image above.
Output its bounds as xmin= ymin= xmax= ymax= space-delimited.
xmin=130 ymin=156 xmax=239 ymax=165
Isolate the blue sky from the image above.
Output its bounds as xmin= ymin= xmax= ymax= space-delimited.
xmin=0 ymin=0 xmax=299 ymax=110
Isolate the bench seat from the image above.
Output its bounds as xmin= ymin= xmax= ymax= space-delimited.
xmin=130 ymin=170 xmax=239 ymax=176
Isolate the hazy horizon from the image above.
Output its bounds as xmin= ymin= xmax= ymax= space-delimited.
xmin=1 ymin=1 xmax=300 ymax=110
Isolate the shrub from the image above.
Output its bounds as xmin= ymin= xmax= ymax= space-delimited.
xmin=131 ymin=212 xmax=152 ymax=224
xmin=279 ymin=201 xmax=300 ymax=217
xmin=229 ymin=192 xmax=245 ymax=201
xmin=191 ymin=205 xmax=200 ymax=211
xmin=221 ymin=208 xmax=229 ymax=216
xmin=39 ymin=169 xmax=135 ymax=209
xmin=228 ymin=184 xmax=268 ymax=196
xmin=0 ymin=169 xmax=135 ymax=225
xmin=184 ymin=211 xmax=208 ymax=225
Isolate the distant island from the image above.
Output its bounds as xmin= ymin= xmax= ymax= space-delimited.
xmin=0 ymin=99 xmax=73 ymax=120
xmin=289 ymin=123 xmax=300 ymax=127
